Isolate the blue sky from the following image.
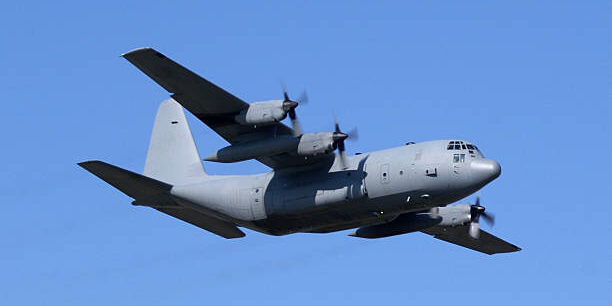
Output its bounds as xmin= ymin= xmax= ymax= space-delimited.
xmin=1 ymin=1 xmax=610 ymax=305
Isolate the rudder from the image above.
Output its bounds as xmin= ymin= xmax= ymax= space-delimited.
xmin=145 ymin=99 xmax=207 ymax=184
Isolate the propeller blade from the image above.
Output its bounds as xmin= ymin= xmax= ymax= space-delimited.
xmin=481 ymin=212 xmax=495 ymax=226
xmin=339 ymin=149 xmax=347 ymax=169
xmin=291 ymin=118 xmax=302 ymax=136
xmin=280 ymin=83 xmax=308 ymax=136
xmin=280 ymin=83 xmax=304 ymax=136
xmin=331 ymin=115 xmax=358 ymax=169
xmin=468 ymin=195 xmax=494 ymax=238
xmin=281 ymin=81 xmax=289 ymax=100
xmin=469 ymin=221 xmax=480 ymax=239
xmin=298 ymin=90 xmax=308 ymax=105
xmin=347 ymin=127 xmax=359 ymax=141
xmin=288 ymin=108 xmax=296 ymax=120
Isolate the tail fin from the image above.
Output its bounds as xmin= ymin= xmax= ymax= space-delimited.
xmin=145 ymin=99 xmax=207 ymax=185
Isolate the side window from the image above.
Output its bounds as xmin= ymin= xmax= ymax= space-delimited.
xmin=453 ymin=154 xmax=466 ymax=163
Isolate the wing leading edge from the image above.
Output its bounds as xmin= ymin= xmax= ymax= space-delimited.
xmin=421 ymin=225 xmax=521 ymax=255
xmin=122 ymin=48 xmax=329 ymax=169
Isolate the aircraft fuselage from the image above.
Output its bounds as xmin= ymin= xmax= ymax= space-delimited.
xmin=170 ymin=139 xmax=501 ymax=235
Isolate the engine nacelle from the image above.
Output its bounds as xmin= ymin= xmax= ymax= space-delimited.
xmin=350 ymin=204 xmax=472 ymax=238
xmin=297 ymin=132 xmax=336 ymax=155
xmin=234 ymin=100 xmax=287 ymax=125
xmin=204 ymin=132 xmax=337 ymax=164
xmin=204 ymin=135 xmax=299 ymax=163
xmin=434 ymin=204 xmax=472 ymax=227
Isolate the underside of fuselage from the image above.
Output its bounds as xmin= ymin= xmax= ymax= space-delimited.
xmin=243 ymin=187 xmax=475 ymax=236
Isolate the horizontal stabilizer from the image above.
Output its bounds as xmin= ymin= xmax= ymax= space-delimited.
xmin=79 ymin=160 xmax=245 ymax=239
xmin=157 ymin=207 xmax=245 ymax=239
xmin=78 ymin=160 xmax=173 ymax=205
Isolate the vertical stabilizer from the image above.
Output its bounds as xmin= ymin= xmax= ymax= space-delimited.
xmin=145 ymin=99 xmax=207 ymax=184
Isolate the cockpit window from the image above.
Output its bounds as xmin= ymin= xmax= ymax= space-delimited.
xmin=448 ymin=141 xmax=484 ymax=158
xmin=447 ymin=140 xmax=467 ymax=151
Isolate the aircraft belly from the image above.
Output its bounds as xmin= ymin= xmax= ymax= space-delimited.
xmin=251 ymin=200 xmax=372 ymax=235
xmin=250 ymin=192 xmax=436 ymax=235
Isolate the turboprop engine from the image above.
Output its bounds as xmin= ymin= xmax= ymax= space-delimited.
xmin=204 ymin=132 xmax=338 ymax=163
xmin=296 ymin=132 xmax=338 ymax=155
xmin=349 ymin=204 xmax=473 ymax=238
xmin=205 ymin=115 xmax=357 ymax=163
xmin=234 ymin=100 xmax=296 ymax=126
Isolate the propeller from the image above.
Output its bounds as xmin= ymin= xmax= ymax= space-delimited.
xmin=281 ymin=83 xmax=308 ymax=136
xmin=332 ymin=115 xmax=358 ymax=169
xmin=468 ymin=196 xmax=495 ymax=239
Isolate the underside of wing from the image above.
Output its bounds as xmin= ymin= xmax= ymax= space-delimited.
xmin=122 ymin=47 xmax=327 ymax=169
xmin=157 ymin=207 xmax=245 ymax=239
xmin=421 ymin=225 xmax=521 ymax=255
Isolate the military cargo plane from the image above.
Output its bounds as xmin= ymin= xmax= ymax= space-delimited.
xmin=79 ymin=48 xmax=520 ymax=255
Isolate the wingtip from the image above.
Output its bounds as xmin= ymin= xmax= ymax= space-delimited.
xmin=77 ymin=160 xmax=105 ymax=170
xmin=77 ymin=160 xmax=94 ymax=167
xmin=120 ymin=47 xmax=154 ymax=58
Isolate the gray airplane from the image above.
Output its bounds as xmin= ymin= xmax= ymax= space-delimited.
xmin=79 ymin=48 xmax=520 ymax=255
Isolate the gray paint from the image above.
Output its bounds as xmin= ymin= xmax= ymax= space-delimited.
xmin=79 ymin=48 xmax=520 ymax=255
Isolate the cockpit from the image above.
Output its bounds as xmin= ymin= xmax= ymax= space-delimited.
xmin=446 ymin=140 xmax=484 ymax=158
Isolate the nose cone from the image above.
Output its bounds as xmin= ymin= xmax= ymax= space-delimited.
xmin=470 ymin=159 xmax=501 ymax=185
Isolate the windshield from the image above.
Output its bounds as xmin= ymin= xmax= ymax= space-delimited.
xmin=447 ymin=141 xmax=484 ymax=157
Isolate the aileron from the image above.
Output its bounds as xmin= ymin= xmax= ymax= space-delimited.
xmin=122 ymin=47 xmax=246 ymax=114
xmin=421 ymin=225 xmax=521 ymax=255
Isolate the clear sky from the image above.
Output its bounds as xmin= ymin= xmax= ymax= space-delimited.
xmin=1 ymin=1 xmax=610 ymax=305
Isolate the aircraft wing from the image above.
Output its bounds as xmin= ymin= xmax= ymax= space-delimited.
xmin=421 ymin=225 xmax=521 ymax=255
xmin=122 ymin=47 xmax=330 ymax=169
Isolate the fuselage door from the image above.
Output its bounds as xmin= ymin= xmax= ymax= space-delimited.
xmin=238 ymin=187 xmax=265 ymax=220
xmin=250 ymin=187 xmax=265 ymax=219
